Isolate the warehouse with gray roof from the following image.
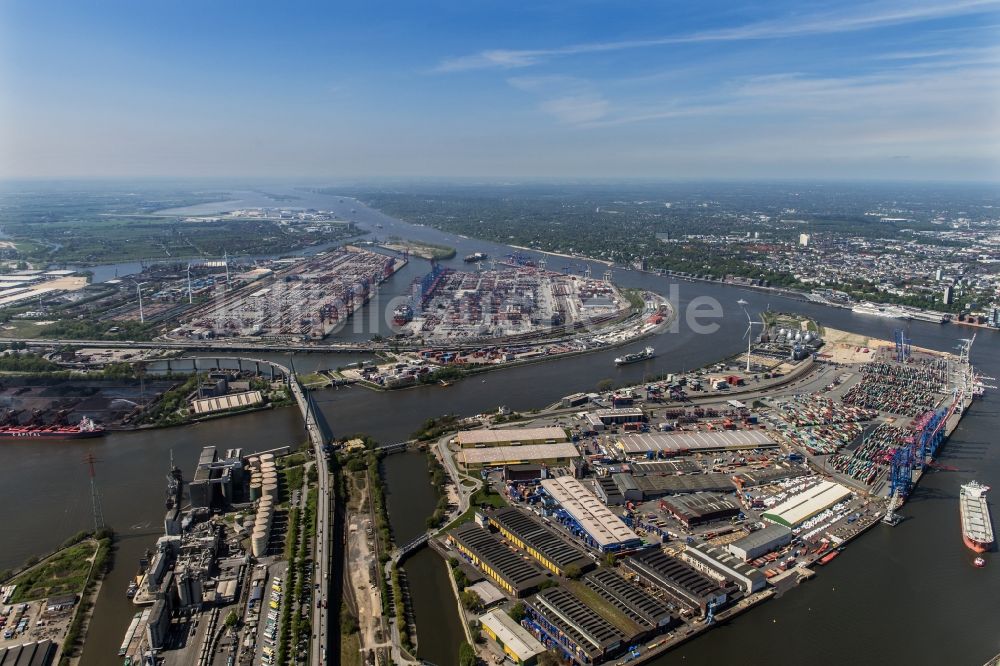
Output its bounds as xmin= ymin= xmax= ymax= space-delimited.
xmin=681 ymin=542 xmax=767 ymax=594
xmin=615 ymin=472 xmax=736 ymax=499
xmin=616 ymin=429 xmax=777 ymax=456
xmin=623 ymin=548 xmax=729 ymax=616
xmin=448 ymin=522 xmax=550 ymax=597
xmin=524 ymin=586 xmax=628 ymax=665
xmin=727 ymin=524 xmax=794 ymax=561
xmin=659 ymin=492 xmax=742 ymax=527
xmin=487 ymin=507 xmax=594 ymax=577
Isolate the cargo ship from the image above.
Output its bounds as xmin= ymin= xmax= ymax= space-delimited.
xmin=464 ymin=252 xmax=488 ymax=263
xmin=0 ymin=416 xmax=104 ymax=439
xmin=960 ymin=481 xmax=994 ymax=553
xmin=615 ymin=346 xmax=655 ymax=365
xmin=392 ymin=304 xmax=414 ymax=326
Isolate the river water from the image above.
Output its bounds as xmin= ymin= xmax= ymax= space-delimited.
xmin=2 ymin=187 xmax=996 ymax=665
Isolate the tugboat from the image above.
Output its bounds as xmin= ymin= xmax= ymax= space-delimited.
xmin=614 ymin=346 xmax=655 ymax=365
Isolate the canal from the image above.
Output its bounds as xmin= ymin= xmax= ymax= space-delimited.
xmin=381 ymin=451 xmax=466 ymax=666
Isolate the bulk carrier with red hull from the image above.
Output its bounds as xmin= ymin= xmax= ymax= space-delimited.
xmin=960 ymin=481 xmax=994 ymax=554
xmin=0 ymin=416 xmax=105 ymax=439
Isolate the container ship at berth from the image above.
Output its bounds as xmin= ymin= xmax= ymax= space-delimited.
xmin=392 ymin=303 xmax=414 ymax=326
xmin=960 ymin=481 xmax=994 ymax=553
xmin=615 ymin=346 xmax=655 ymax=365
xmin=0 ymin=416 xmax=104 ymax=439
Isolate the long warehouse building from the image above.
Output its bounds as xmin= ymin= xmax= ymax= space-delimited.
xmin=448 ymin=523 xmax=550 ymax=597
xmin=616 ymin=429 xmax=777 ymax=456
xmin=460 ymin=442 xmax=580 ymax=469
xmin=623 ymin=548 xmax=728 ymax=616
xmin=761 ymin=480 xmax=853 ymax=528
xmin=524 ymin=587 xmax=628 ymax=665
xmin=488 ymin=507 xmax=594 ymax=577
xmin=540 ymin=476 xmax=643 ymax=553
xmin=456 ymin=427 xmax=568 ymax=448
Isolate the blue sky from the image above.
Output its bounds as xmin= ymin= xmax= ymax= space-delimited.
xmin=1 ymin=1 xmax=998 ymax=180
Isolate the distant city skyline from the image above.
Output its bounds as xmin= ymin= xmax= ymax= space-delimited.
xmin=1 ymin=0 xmax=998 ymax=181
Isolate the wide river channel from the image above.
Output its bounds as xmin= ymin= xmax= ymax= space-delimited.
xmin=0 ymin=188 xmax=995 ymax=665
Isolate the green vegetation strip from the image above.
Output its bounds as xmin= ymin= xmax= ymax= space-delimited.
xmin=443 ymin=486 xmax=507 ymax=531
xmin=10 ymin=541 xmax=97 ymax=602
xmin=562 ymin=578 xmax=641 ymax=636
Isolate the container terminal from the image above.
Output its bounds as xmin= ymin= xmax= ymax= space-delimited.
xmin=425 ymin=317 xmax=987 ymax=666
xmin=171 ymin=246 xmax=406 ymax=341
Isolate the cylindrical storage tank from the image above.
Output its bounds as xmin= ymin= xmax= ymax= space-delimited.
xmin=246 ymin=456 xmax=260 ymax=469
xmin=249 ymin=484 xmax=261 ymax=501
xmin=259 ymin=453 xmax=275 ymax=465
xmin=251 ymin=529 xmax=268 ymax=557
xmin=262 ymin=482 xmax=278 ymax=499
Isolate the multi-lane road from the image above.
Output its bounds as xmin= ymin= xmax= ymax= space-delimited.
xmin=288 ymin=378 xmax=333 ymax=666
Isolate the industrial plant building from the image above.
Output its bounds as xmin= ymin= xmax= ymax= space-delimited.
xmin=761 ymin=481 xmax=853 ymax=528
xmin=681 ymin=542 xmax=767 ymax=594
xmin=188 ymin=446 xmax=247 ymax=509
xmin=487 ymin=507 xmax=594 ymax=577
xmin=539 ymin=476 xmax=642 ymax=553
xmin=623 ymin=548 xmax=728 ymax=616
xmin=456 ymin=427 xmax=568 ymax=448
xmin=448 ymin=522 xmax=550 ymax=597
xmin=615 ymin=429 xmax=776 ymax=457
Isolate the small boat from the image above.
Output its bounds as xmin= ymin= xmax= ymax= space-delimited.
xmin=973 ymin=556 xmax=986 ymax=568
xmin=439 ymin=380 xmax=451 ymax=387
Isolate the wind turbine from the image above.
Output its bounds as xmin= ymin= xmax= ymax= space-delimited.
xmin=738 ymin=299 xmax=762 ymax=374
xmin=186 ymin=262 xmax=193 ymax=304
xmin=135 ymin=281 xmax=147 ymax=323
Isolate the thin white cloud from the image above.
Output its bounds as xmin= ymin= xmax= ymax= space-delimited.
xmin=434 ymin=0 xmax=1000 ymax=72
xmin=507 ymin=76 xmax=611 ymax=124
